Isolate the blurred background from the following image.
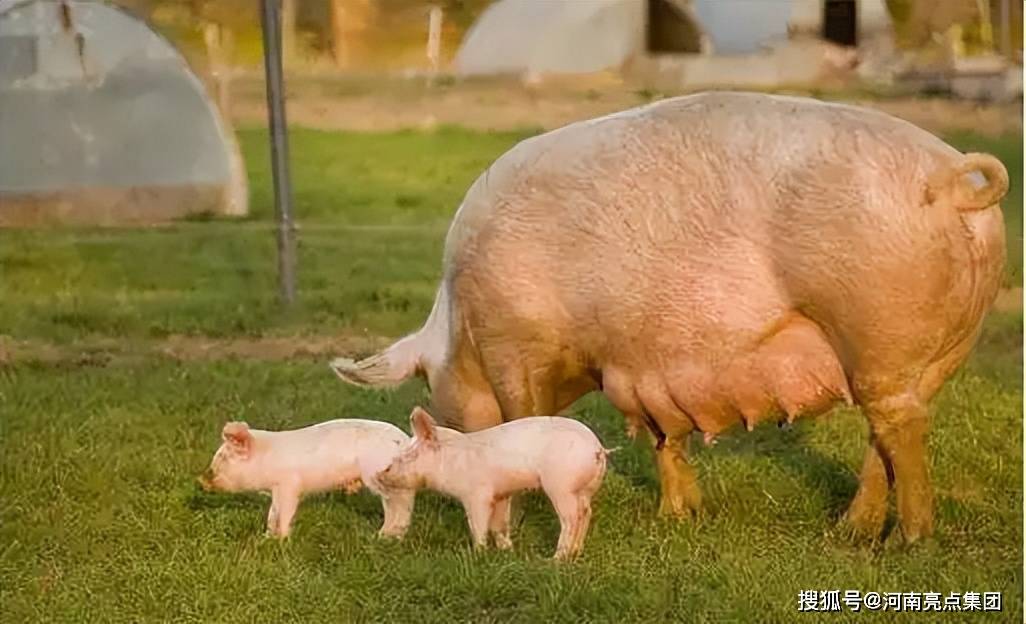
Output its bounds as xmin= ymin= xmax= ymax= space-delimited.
xmin=2 ymin=0 xmax=1022 ymax=225
xmin=0 ymin=0 xmax=1021 ymax=359
xmin=134 ymin=0 xmax=1025 ymax=127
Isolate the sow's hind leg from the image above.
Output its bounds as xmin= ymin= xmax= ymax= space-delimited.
xmin=842 ymin=394 xmax=933 ymax=546
xmin=752 ymin=315 xmax=937 ymax=545
xmin=839 ymin=309 xmax=990 ymax=545
xmin=843 ymin=337 xmax=979 ymax=545
xmin=428 ymin=336 xmax=503 ymax=432
xmin=476 ymin=335 xmax=593 ymax=422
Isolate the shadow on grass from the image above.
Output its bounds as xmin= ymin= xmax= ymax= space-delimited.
xmin=185 ymin=487 xmax=268 ymax=511
xmin=185 ymin=484 xmax=402 ymax=517
xmin=699 ymin=419 xmax=861 ymax=520
xmin=575 ymin=395 xmax=861 ymax=520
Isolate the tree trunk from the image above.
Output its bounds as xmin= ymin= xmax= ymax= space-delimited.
xmin=426 ymin=5 xmax=443 ymax=83
xmin=282 ymin=0 xmax=297 ymax=65
xmin=905 ymin=0 xmax=978 ymax=47
xmin=330 ymin=0 xmax=349 ymax=68
xmin=202 ymin=21 xmax=233 ymax=116
xmin=330 ymin=0 xmax=374 ymax=69
xmin=202 ymin=19 xmax=247 ymax=217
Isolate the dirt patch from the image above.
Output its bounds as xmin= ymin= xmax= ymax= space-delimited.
xmin=227 ymin=73 xmax=1023 ymax=138
xmin=0 ymin=334 xmax=390 ymax=368
xmin=156 ymin=334 xmax=389 ymax=361
xmin=2 ymin=287 xmax=1019 ymax=366
xmin=855 ymin=97 xmax=1022 ymax=138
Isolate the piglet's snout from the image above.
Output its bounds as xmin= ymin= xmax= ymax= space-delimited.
xmin=197 ymin=469 xmax=216 ymax=491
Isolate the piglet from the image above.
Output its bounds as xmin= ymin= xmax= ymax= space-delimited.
xmin=198 ymin=419 xmax=415 ymax=539
xmin=376 ymin=407 xmax=612 ymax=560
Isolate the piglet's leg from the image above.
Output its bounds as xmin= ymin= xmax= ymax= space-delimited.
xmin=265 ymin=500 xmax=279 ymax=538
xmin=550 ymin=492 xmax=580 ymax=561
xmin=488 ymin=496 xmax=513 ymax=550
xmin=270 ymin=485 xmax=300 ymax=538
xmin=463 ymin=495 xmax=493 ymax=550
xmin=568 ymin=496 xmax=593 ymax=559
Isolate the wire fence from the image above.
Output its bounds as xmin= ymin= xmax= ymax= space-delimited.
xmin=0 ymin=0 xmax=1021 ymax=350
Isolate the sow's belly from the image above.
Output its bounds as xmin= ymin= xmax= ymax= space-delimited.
xmin=717 ymin=314 xmax=851 ymax=431
xmin=626 ymin=313 xmax=855 ymax=439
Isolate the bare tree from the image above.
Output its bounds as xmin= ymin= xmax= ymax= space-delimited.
xmin=282 ymin=0 xmax=297 ymax=65
xmin=202 ymin=23 xmax=231 ymax=113
xmin=330 ymin=0 xmax=375 ymax=69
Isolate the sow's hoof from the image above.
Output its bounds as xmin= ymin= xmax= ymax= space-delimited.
xmin=880 ymin=532 xmax=939 ymax=555
xmin=834 ymin=515 xmax=884 ymax=546
xmin=834 ymin=514 xmax=936 ymax=551
xmin=836 ymin=500 xmax=886 ymax=545
xmin=657 ymin=491 xmax=702 ymax=519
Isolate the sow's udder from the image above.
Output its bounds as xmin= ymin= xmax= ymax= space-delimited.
xmin=696 ymin=314 xmax=853 ymax=436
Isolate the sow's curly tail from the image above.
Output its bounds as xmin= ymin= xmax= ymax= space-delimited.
xmin=926 ymin=152 xmax=1009 ymax=211
xmin=329 ymin=283 xmax=450 ymax=388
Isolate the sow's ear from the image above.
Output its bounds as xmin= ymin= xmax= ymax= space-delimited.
xmin=222 ymin=421 xmax=252 ymax=455
xmin=409 ymin=406 xmax=437 ymax=443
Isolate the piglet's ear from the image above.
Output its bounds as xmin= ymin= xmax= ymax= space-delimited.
xmin=222 ymin=421 xmax=252 ymax=455
xmin=410 ymin=406 xmax=437 ymax=443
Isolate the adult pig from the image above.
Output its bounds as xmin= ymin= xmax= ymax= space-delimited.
xmin=331 ymin=91 xmax=1008 ymax=544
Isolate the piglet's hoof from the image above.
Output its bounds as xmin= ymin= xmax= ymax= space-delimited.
xmin=342 ymin=478 xmax=364 ymax=495
xmin=493 ymin=535 xmax=513 ymax=551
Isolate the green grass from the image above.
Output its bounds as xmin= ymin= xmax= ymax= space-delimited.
xmin=0 ymin=127 xmax=1021 ymax=621
xmin=0 ymin=313 xmax=1020 ymax=622
xmin=0 ymin=127 xmax=1021 ymax=346
xmin=0 ymin=128 xmax=1020 ymax=344
xmin=0 ymin=128 xmax=535 ymax=343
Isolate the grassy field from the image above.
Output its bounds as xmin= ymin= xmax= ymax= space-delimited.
xmin=1 ymin=127 xmax=1022 ymax=622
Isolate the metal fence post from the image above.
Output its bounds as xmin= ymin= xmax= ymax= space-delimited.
xmin=259 ymin=0 xmax=297 ymax=305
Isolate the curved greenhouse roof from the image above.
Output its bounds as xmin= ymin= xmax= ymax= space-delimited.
xmin=0 ymin=0 xmax=247 ymax=225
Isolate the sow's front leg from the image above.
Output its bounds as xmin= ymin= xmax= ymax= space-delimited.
xmin=655 ymin=433 xmax=702 ymax=517
xmin=603 ymin=367 xmax=702 ymax=517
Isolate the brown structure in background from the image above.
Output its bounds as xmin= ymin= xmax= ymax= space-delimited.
xmin=330 ymin=0 xmax=375 ymax=69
